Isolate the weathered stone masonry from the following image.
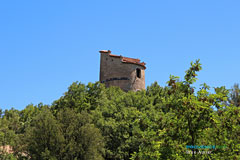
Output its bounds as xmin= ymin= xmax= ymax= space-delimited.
xmin=99 ymin=50 xmax=146 ymax=92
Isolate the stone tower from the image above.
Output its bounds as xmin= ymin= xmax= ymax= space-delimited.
xmin=99 ymin=50 xmax=146 ymax=92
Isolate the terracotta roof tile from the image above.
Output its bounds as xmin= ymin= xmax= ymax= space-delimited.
xmin=122 ymin=57 xmax=146 ymax=69
xmin=109 ymin=54 xmax=121 ymax=58
xmin=99 ymin=50 xmax=111 ymax=53
xmin=99 ymin=50 xmax=146 ymax=69
xmin=122 ymin=57 xmax=140 ymax=63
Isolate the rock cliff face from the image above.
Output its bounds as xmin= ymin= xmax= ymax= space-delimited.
xmin=99 ymin=50 xmax=146 ymax=92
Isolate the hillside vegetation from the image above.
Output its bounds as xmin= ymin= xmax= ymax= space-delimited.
xmin=1 ymin=60 xmax=240 ymax=160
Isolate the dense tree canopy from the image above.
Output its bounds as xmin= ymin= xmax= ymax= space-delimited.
xmin=0 ymin=60 xmax=239 ymax=160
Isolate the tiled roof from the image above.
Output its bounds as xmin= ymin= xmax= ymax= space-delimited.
xmin=122 ymin=57 xmax=140 ymax=63
xmin=99 ymin=50 xmax=146 ymax=69
xmin=99 ymin=50 xmax=111 ymax=53
xmin=109 ymin=54 xmax=121 ymax=58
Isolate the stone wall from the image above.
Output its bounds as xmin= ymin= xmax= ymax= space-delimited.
xmin=99 ymin=50 xmax=146 ymax=92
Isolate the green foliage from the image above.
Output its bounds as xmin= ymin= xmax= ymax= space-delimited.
xmin=23 ymin=106 xmax=64 ymax=159
xmin=229 ymin=83 xmax=240 ymax=107
xmin=1 ymin=59 xmax=239 ymax=159
xmin=56 ymin=108 xmax=105 ymax=160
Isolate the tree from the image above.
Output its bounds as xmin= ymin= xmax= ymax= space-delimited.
xmin=1 ymin=59 xmax=240 ymax=159
xmin=229 ymin=83 xmax=240 ymax=107
xmin=131 ymin=59 xmax=237 ymax=160
xmin=23 ymin=106 xmax=64 ymax=160
xmin=56 ymin=108 xmax=105 ymax=160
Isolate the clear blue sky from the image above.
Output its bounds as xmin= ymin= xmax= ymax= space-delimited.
xmin=0 ymin=1 xmax=239 ymax=110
